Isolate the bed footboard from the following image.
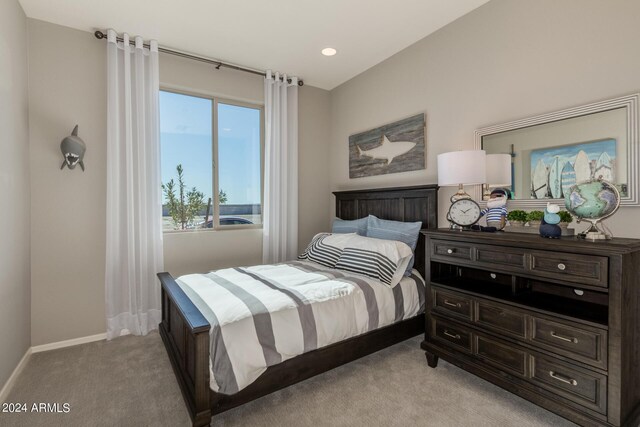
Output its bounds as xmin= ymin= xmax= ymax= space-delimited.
xmin=158 ymin=272 xmax=212 ymax=427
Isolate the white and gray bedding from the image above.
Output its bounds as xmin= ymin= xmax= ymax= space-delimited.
xmin=175 ymin=260 xmax=425 ymax=394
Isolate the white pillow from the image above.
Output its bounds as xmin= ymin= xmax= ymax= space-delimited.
xmin=334 ymin=234 xmax=412 ymax=287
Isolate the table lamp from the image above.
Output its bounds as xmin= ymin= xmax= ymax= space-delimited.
xmin=437 ymin=150 xmax=487 ymax=202
xmin=483 ymin=153 xmax=512 ymax=199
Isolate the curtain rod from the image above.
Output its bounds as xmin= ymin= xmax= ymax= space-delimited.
xmin=93 ymin=30 xmax=304 ymax=86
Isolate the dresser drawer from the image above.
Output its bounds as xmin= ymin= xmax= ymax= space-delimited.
xmin=475 ymin=334 xmax=527 ymax=377
xmin=531 ymin=317 xmax=607 ymax=369
xmin=476 ymin=245 xmax=527 ymax=270
xmin=476 ymin=301 xmax=526 ymax=339
xmin=432 ymin=318 xmax=472 ymax=353
xmin=431 ymin=240 xmax=473 ymax=262
xmin=433 ymin=289 xmax=472 ymax=320
xmin=530 ymin=251 xmax=608 ymax=288
xmin=530 ymin=354 xmax=607 ymax=414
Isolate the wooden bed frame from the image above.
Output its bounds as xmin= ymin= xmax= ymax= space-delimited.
xmin=158 ymin=185 xmax=438 ymax=426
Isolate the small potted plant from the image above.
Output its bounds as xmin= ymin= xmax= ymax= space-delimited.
xmin=526 ymin=210 xmax=544 ymax=227
xmin=558 ymin=210 xmax=573 ymax=229
xmin=507 ymin=210 xmax=527 ymax=227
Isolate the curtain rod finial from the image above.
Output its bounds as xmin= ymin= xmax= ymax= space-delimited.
xmin=94 ymin=30 xmax=105 ymax=40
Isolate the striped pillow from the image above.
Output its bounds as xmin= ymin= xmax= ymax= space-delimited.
xmin=298 ymin=233 xmax=346 ymax=268
xmin=334 ymin=235 xmax=412 ymax=287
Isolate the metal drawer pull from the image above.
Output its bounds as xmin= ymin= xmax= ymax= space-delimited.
xmin=557 ymin=263 xmax=566 ymax=271
xmin=443 ymin=300 xmax=462 ymax=308
xmin=490 ymin=273 xmax=497 ymax=279
xmin=443 ymin=330 xmax=461 ymax=340
xmin=550 ymin=331 xmax=578 ymax=344
xmin=549 ymin=371 xmax=578 ymax=386
xmin=447 ymin=249 xmax=454 ymax=254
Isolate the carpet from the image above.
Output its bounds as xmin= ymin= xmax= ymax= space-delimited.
xmin=0 ymin=333 xmax=575 ymax=426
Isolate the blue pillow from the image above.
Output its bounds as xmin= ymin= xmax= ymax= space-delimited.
xmin=366 ymin=215 xmax=422 ymax=276
xmin=332 ymin=217 xmax=368 ymax=236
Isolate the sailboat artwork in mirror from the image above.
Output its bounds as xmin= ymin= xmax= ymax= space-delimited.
xmin=530 ymin=138 xmax=622 ymax=199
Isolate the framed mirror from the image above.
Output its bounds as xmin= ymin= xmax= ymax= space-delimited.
xmin=475 ymin=93 xmax=639 ymax=208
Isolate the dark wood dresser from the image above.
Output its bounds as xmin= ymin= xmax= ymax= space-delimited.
xmin=421 ymin=229 xmax=640 ymax=427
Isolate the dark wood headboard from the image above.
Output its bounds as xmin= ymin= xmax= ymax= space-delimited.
xmin=333 ymin=185 xmax=438 ymax=279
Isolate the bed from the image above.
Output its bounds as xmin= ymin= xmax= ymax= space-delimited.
xmin=158 ymin=185 xmax=438 ymax=427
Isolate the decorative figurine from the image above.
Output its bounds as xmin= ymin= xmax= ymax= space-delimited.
xmin=478 ymin=188 xmax=509 ymax=231
xmin=539 ymin=202 xmax=562 ymax=238
xmin=60 ymin=125 xmax=86 ymax=171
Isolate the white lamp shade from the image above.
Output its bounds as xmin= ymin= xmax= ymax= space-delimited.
xmin=437 ymin=150 xmax=486 ymax=186
xmin=486 ymin=154 xmax=512 ymax=187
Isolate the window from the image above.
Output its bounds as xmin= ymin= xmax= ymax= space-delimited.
xmin=160 ymin=90 xmax=263 ymax=231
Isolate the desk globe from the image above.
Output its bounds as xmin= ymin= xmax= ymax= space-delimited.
xmin=564 ymin=178 xmax=620 ymax=240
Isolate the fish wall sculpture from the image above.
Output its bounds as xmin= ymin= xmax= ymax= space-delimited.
xmin=60 ymin=125 xmax=86 ymax=171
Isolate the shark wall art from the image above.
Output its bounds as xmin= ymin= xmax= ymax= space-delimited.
xmin=349 ymin=113 xmax=425 ymax=178
xmin=60 ymin=125 xmax=87 ymax=171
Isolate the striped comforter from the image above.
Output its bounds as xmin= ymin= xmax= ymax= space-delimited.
xmin=175 ymin=260 xmax=425 ymax=394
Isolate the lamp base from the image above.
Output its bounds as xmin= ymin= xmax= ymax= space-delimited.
xmin=482 ymin=184 xmax=491 ymax=200
xmin=450 ymin=184 xmax=472 ymax=203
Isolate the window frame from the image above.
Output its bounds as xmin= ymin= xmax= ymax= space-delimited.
xmin=160 ymin=87 xmax=265 ymax=232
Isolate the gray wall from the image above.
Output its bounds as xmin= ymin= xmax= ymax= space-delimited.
xmin=298 ymin=86 xmax=331 ymax=250
xmin=329 ymin=0 xmax=640 ymax=238
xmin=0 ymin=0 xmax=31 ymax=388
xmin=27 ymin=19 xmax=331 ymax=345
xmin=28 ymin=19 xmax=108 ymax=346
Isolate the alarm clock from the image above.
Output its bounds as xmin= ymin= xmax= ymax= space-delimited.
xmin=446 ymin=198 xmax=481 ymax=228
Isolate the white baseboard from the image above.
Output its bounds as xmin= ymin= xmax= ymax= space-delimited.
xmin=31 ymin=332 xmax=107 ymax=353
xmin=0 ymin=348 xmax=32 ymax=403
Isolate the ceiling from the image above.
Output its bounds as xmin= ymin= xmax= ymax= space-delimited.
xmin=19 ymin=0 xmax=489 ymax=90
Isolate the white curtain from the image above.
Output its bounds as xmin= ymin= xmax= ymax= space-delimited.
xmin=105 ymin=29 xmax=163 ymax=340
xmin=262 ymin=71 xmax=299 ymax=263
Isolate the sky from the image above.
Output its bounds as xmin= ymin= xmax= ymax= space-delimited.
xmin=160 ymin=91 xmax=261 ymax=205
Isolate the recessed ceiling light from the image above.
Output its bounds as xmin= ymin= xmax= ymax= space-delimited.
xmin=321 ymin=48 xmax=337 ymax=57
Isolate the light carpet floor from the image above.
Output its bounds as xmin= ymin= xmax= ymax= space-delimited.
xmin=0 ymin=332 xmax=577 ymax=427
